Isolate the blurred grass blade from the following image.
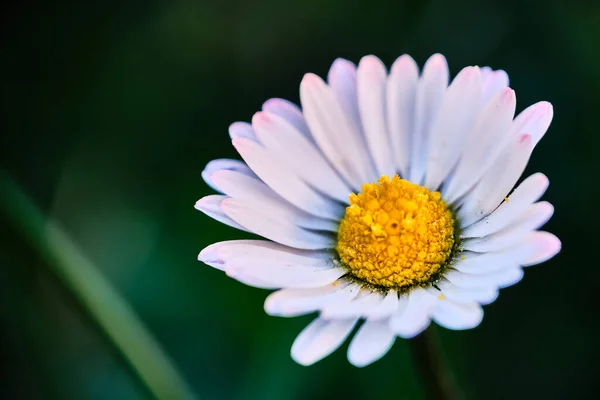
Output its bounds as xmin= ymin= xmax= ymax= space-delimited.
xmin=1 ymin=173 xmax=197 ymax=400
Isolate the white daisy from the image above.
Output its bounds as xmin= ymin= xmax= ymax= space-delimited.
xmin=196 ymin=53 xmax=561 ymax=367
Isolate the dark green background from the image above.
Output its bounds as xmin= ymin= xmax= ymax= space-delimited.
xmin=2 ymin=0 xmax=599 ymax=399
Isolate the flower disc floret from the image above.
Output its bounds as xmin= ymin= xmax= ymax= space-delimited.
xmin=336 ymin=175 xmax=455 ymax=288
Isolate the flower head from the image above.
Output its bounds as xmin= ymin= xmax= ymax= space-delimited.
xmin=196 ymin=54 xmax=560 ymax=367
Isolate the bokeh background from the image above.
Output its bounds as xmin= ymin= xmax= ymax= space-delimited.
xmin=2 ymin=0 xmax=599 ymax=399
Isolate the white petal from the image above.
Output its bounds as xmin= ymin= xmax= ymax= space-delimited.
xmin=387 ymin=54 xmax=419 ymax=178
xmin=424 ymin=66 xmax=483 ymax=190
xmin=519 ymin=231 xmax=561 ymax=266
xmin=265 ymin=282 xmax=360 ymax=317
xmin=328 ymin=59 xmax=360 ymax=129
xmin=491 ymin=267 xmax=524 ymax=288
xmin=460 ymin=172 xmax=550 ymax=231
xmin=445 ymin=267 xmax=522 ymax=290
xmin=225 ymin=260 xmax=346 ymax=289
xmin=209 ymin=240 xmax=332 ymax=265
xmin=252 ymin=111 xmax=351 ymax=203
xmin=222 ymin=271 xmax=283 ymax=289
xmin=300 ymin=73 xmax=375 ymax=190
xmin=197 ymin=241 xmax=228 ymax=271
xmin=438 ymin=280 xmax=498 ymax=305
xmin=232 ymin=137 xmax=344 ymax=220
xmin=200 ymin=239 xmax=329 ymax=271
xmin=211 ymin=170 xmax=338 ymax=232
xmin=443 ymin=88 xmax=516 ymax=203
xmin=202 ymin=158 xmax=256 ymax=193
xmin=454 ymin=231 xmax=559 ymax=277
xmin=357 ymin=55 xmax=395 ymax=176
xmin=480 ymin=67 xmax=509 ymax=103
xmin=453 ymin=251 xmax=521 ymax=275
xmin=321 ymin=290 xmax=383 ymax=319
xmin=261 ymin=98 xmax=312 ymax=142
xmin=389 ymin=289 xmax=438 ymax=338
xmin=365 ymin=290 xmax=400 ymax=320
xmin=229 ymin=121 xmax=258 ymax=142
xmin=463 ymin=202 xmax=554 ymax=252
xmin=458 ymin=102 xmax=553 ymax=225
xmin=409 ymin=54 xmax=449 ymax=184
xmin=327 ymin=59 xmax=372 ymax=168
xmin=508 ymin=101 xmax=554 ymax=145
xmin=200 ymin=241 xmax=325 ymax=289
xmin=221 ymin=198 xmax=334 ymax=250
xmin=291 ymin=317 xmax=358 ymax=366
xmin=432 ymin=299 xmax=483 ymax=330
xmin=194 ymin=195 xmax=248 ymax=232
xmin=347 ymin=319 xmax=396 ymax=367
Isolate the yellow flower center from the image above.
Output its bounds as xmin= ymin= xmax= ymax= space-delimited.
xmin=336 ymin=175 xmax=455 ymax=289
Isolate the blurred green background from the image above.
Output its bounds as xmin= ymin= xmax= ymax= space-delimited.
xmin=2 ymin=0 xmax=599 ymax=399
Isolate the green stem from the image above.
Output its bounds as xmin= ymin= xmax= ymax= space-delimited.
xmin=1 ymin=173 xmax=197 ymax=400
xmin=409 ymin=327 xmax=460 ymax=400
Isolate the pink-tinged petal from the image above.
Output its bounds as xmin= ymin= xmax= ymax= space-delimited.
xmin=509 ymin=101 xmax=554 ymax=146
xmin=228 ymin=121 xmax=258 ymax=142
xmin=444 ymin=87 xmax=517 ymax=203
xmin=357 ymin=55 xmax=395 ymax=176
xmin=387 ymin=54 xmax=419 ymax=177
xmin=520 ymin=231 xmax=561 ymax=266
xmin=480 ymin=67 xmax=509 ymax=103
xmin=425 ymin=66 xmax=483 ymax=191
xmin=458 ymin=102 xmax=553 ymax=225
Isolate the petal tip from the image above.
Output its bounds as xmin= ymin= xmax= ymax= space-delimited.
xmin=290 ymin=347 xmax=317 ymax=367
xmin=251 ymin=111 xmax=270 ymax=126
xmin=359 ymin=54 xmax=383 ymax=67
xmin=194 ymin=197 xmax=211 ymax=211
xmin=301 ymin=73 xmax=323 ymax=89
xmin=426 ymin=53 xmax=448 ymax=67
xmin=391 ymin=54 xmax=418 ymax=74
xmin=330 ymin=57 xmax=355 ymax=71
xmin=198 ymin=244 xmax=226 ymax=270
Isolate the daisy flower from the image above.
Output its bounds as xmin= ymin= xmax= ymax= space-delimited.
xmin=196 ymin=53 xmax=560 ymax=367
